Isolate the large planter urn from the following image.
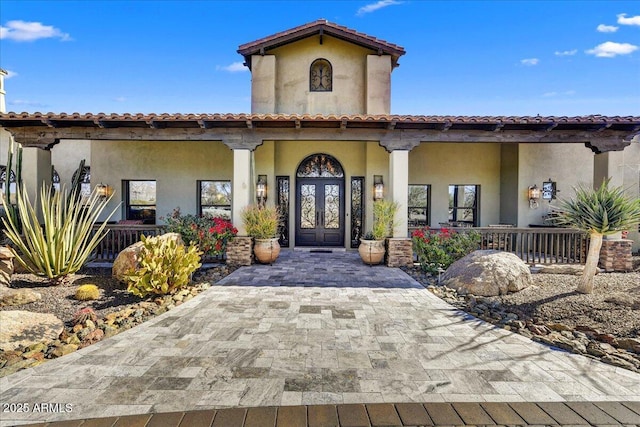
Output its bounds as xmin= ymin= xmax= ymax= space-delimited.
xmin=253 ymin=238 xmax=281 ymax=264
xmin=358 ymin=239 xmax=385 ymax=265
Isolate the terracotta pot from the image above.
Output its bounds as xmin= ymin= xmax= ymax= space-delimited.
xmin=253 ymin=238 xmax=281 ymax=264
xmin=358 ymin=239 xmax=385 ymax=265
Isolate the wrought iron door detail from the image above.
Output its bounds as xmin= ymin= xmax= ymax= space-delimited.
xmin=351 ymin=177 xmax=364 ymax=248
xmin=277 ymin=176 xmax=290 ymax=247
xmin=296 ymin=154 xmax=344 ymax=178
xmin=324 ymin=184 xmax=340 ymax=229
xmin=300 ymin=184 xmax=316 ymax=229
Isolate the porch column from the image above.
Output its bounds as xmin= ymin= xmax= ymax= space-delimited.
xmin=593 ymin=151 xmax=625 ymax=188
xmin=233 ymin=149 xmax=252 ymax=235
xmin=389 ymin=149 xmax=409 ymax=237
xmin=22 ymin=147 xmax=52 ymax=218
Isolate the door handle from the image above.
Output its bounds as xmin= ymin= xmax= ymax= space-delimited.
xmin=316 ymin=211 xmax=320 ymax=226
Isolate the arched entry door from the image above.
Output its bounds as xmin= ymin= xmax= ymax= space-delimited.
xmin=295 ymin=154 xmax=345 ymax=247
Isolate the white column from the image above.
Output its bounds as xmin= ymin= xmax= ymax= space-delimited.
xmin=233 ymin=149 xmax=252 ymax=235
xmin=389 ymin=150 xmax=409 ymax=237
xmin=21 ymin=147 xmax=52 ymax=221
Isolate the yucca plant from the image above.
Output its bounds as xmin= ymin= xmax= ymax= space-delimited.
xmin=553 ymin=179 xmax=640 ymax=294
xmin=1 ymin=183 xmax=119 ymax=285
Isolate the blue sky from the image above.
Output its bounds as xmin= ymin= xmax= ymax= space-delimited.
xmin=1 ymin=0 xmax=639 ymax=116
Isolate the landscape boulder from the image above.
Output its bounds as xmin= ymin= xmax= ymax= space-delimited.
xmin=0 ymin=287 xmax=41 ymax=307
xmin=442 ymin=250 xmax=532 ymax=296
xmin=0 ymin=311 xmax=64 ymax=351
xmin=112 ymin=233 xmax=184 ymax=283
xmin=0 ymin=246 xmax=14 ymax=286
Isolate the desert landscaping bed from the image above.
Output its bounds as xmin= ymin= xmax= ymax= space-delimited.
xmin=1 ymin=258 xmax=639 ymax=377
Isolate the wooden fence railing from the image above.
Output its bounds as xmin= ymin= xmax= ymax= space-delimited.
xmin=474 ymin=227 xmax=588 ymax=264
xmin=91 ymin=224 xmax=164 ymax=262
xmin=92 ymin=225 xmax=588 ymax=265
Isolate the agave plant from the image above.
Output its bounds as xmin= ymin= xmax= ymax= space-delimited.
xmin=553 ymin=179 xmax=640 ymax=294
xmin=1 ymin=183 xmax=119 ymax=285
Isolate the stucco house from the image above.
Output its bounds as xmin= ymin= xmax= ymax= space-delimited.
xmin=1 ymin=20 xmax=639 ymax=260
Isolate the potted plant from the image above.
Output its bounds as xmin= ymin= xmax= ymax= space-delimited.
xmin=241 ymin=205 xmax=281 ymax=264
xmin=359 ymin=199 xmax=398 ymax=265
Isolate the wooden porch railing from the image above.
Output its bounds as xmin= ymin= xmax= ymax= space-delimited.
xmin=91 ymin=224 xmax=164 ymax=262
xmin=475 ymin=227 xmax=588 ymax=264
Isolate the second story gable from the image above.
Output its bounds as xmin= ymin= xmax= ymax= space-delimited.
xmin=238 ymin=20 xmax=406 ymax=116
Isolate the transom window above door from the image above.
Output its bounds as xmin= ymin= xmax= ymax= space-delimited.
xmin=297 ymin=153 xmax=344 ymax=178
xmin=310 ymin=58 xmax=332 ymax=92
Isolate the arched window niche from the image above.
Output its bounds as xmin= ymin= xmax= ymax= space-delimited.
xmin=310 ymin=58 xmax=332 ymax=92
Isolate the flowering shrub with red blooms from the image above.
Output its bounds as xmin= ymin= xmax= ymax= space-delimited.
xmin=411 ymin=226 xmax=481 ymax=274
xmin=164 ymin=208 xmax=237 ymax=257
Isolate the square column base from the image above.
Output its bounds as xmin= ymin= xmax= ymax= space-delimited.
xmin=599 ymin=239 xmax=633 ymax=272
xmin=226 ymin=237 xmax=253 ymax=266
xmin=386 ymin=238 xmax=413 ymax=267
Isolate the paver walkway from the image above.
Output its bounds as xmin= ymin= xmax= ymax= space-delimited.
xmin=1 ymin=251 xmax=639 ymax=426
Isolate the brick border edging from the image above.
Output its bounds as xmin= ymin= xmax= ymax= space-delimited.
xmin=17 ymin=401 xmax=640 ymax=426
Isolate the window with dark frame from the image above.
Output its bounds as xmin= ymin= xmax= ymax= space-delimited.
xmin=408 ymin=184 xmax=430 ymax=230
xmin=198 ymin=180 xmax=231 ymax=219
xmin=52 ymin=168 xmax=60 ymax=194
xmin=448 ymin=184 xmax=479 ymax=226
xmin=310 ymin=58 xmax=332 ymax=92
xmin=125 ymin=180 xmax=156 ymax=224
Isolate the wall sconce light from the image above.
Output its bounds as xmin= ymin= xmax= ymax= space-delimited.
xmin=528 ymin=184 xmax=541 ymax=209
xmin=95 ymin=183 xmax=113 ymax=199
xmin=373 ymin=175 xmax=384 ymax=201
xmin=542 ymin=179 xmax=558 ymax=201
xmin=256 ymin=175 xmax=267 ymax=206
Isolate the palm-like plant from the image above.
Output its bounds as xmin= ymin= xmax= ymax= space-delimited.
xmin=553 ymin=179 xmax=640 ymax=293
xmin=1 ymin=184 xmax=119 ymax=285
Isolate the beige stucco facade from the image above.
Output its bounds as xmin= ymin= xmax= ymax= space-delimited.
xmin=1 ymin=21 xmax=639 ymax=251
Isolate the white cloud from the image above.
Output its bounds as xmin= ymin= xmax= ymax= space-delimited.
xmin=554 ymin=49 xmax=577 ymax=56
xmin=113 ymin=96 xmax=126 ymax=102
xmin=520 ymin=58 xmax=539 ymax=66
xmin=617 ymin=13 xmax=640 ymax=26
xmin=0 ymin=20 xmax=71 ymax=42
xmin=3 ymin=69 xmax=17 ymax=79
xmin=216 ymin=62 xmax=248 ymax=72
xmin=543 ymin=92 xmax=557 ymax=97
xmin=586 ymin=41 xmax=638 ymax=57
xmin=597 ymin=24 xmax=618 ymax=33
xmin=357 ymin=0 xmax=403 ymax=16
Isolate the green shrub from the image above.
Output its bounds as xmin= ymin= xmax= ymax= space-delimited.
xmin=241 ymin=205 xmax=280 ymax=239
xmin=75 ymin=284 xmax=100 ymax=301
xmin=372 ymin=199 xmax=399 ymax=240
xmin=412 ymin=227 xmax=481 ymax=274
xmin=124 ymin=234 xmax=202 ymax=298
xmin=163 ymin=208 xmax=237 ymax=256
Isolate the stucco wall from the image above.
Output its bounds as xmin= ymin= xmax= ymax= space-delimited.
xmin=409 ymin=143 xmax=502 ymax=227
xmin=269 ymin=35 xmax=377 ymax=114
xmin=517 ymin=144 xmax=594 ymax=227
xmin=51 ymin=139 xmax=92 ymax=188
xmin=91 ymin=140 xmax=232 ymax=223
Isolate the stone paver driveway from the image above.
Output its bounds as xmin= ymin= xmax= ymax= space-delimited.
xmin=1 ymin=251 xmax=639 ymax=425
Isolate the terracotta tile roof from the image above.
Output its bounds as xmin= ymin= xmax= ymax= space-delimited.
xmin=1 ymin=112 xmax=639 ymax=133
xmin=237 ymin=19 xmax=406 ymax=69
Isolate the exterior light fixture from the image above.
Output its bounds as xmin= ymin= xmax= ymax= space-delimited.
xmin=256 ymin=175 xmax=267 ymax=207
xmin=95 ymin=183 xmax=113 ymax=199
xmin=373 ymin=175 xmax=384 ymax=201
xmin=528 ymin=184 xmax=541 ymax=209
xmin=542 ymin=179 xmax=558 ymax=201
